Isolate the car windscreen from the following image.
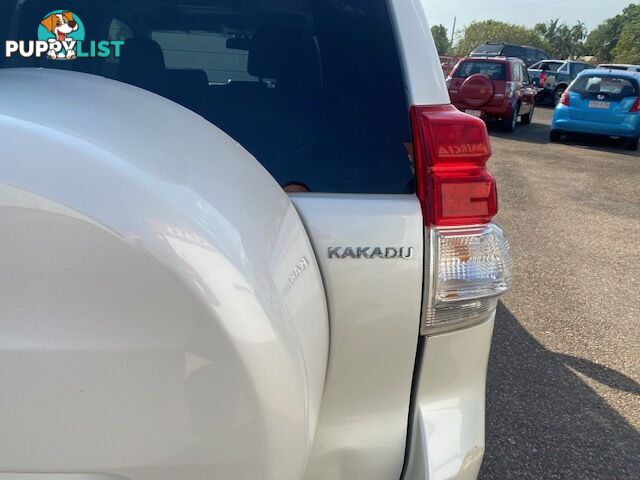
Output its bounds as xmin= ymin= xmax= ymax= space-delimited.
xmin=454 ymin=61 xmax=507 ymax=81
xmin=0 ymin=0 xmax=413 ymax=195
xmin=570 ymin=75 xmax=639 ymax=100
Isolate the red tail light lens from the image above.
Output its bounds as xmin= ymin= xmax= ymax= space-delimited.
xmin=539 ymin=72 xmax=547 ymax=87
xmin=560 ymin=91 xmax=570 ymax=106
xmin=410 ymin=105 xmax=497 ymax=227
xmin=630 ymin=97 xmax=640 ymax=112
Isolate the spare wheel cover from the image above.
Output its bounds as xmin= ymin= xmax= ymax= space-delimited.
xmin=460 ymin=73 xmax=495 ymax=108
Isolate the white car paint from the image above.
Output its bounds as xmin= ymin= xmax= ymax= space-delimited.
xmin=402 ymin=317 xmax=496 ymax=480
xmin=0 ymin=0 xmax=498 ymax=478
xmin=290 ymin=194 xmax=423 ymax=480
xmin=388 ymin=0 xmax=451 ymax=106
xmin=0 ymin=68 xmax=328 ymax=480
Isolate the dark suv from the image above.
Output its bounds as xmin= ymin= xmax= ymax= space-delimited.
xmin=447 ymin=56 xmax=537 ymax=131
xmin=470 ymin=42 xmax=550 ymax=66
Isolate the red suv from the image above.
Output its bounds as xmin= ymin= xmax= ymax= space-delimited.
xmin=447 ymin=56 xmax=536 ymax=131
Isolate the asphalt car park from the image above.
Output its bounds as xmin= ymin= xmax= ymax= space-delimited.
xmin=479 ymin=107 xmax=640 ymax=479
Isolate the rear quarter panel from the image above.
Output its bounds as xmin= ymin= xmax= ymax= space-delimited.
xmin=293 ymin=194 xmax=424 ymax=480
xmin=388 ymin=0 xmax=450 ymax=106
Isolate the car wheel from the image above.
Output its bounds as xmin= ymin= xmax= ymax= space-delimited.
xmin=502 ymin=105 xmax=519 ymax=132
xmin=549 ymin=129 xmax=562 ymax=142
xmin=623 ymin=135 xmax=639 ymax=151
xmin=521 ymin=104 xmax=534 ymax=125
xmin=553 ymin=86 xmax=566 ymax=106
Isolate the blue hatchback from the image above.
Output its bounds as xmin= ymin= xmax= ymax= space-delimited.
xmin=550 ymin=69 xmax=640 ymax=150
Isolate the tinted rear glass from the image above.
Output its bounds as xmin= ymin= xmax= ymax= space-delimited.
xmin=472 ymin=44 xmax=503 ymax=55
xmin=501 ymin=45 xmax=524 ymax=57
xmin=454 ymin=61 xmax=507 ymax=81
xmin=600 ymin=65 xmax=629 ymax=71
xmin=536 ymin=62 xmax=563 ymax=72
xmin=0 ymin=0 xmax=413 ymax=194
xmin=571 ymin=75 xmax=639 ymax=99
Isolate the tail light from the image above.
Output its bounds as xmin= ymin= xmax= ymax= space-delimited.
xmin=505 ymin=81 xmax=516 ymax=98
xmin=410 ymin=105 xmax=496 ymax=227
xmin=539 ymin=72 xmax=547 ymax=87
xmin=630 ymin=96 xmax=640 ymax=112
xmin=411 ymin=105 xmax=512 ymax=335
xmin=560 ymin=91 xmax=570 ymax=106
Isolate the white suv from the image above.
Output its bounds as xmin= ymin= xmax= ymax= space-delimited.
xmin=0 ymin=1 xmax=512 ymax=479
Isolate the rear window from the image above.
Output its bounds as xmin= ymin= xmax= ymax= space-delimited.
xmin=600 ymin=65 xmax=629 ymax=71
xmin=0 ymin=0 xmax=413 ymax=194
xmin=537 ymin=49 xmax=550 ymax=61
xmin=571 ymin=75 xmax=639 ymax=99
xmin=532 ymin=61 xmax=563 ymax=72
xmin=501 ymin=45 xmax=524 ymax=58
xmin=472 ymin=44 xmax=503 ymax=55
xmin=454 ymin=61 xmax=507 ymax=81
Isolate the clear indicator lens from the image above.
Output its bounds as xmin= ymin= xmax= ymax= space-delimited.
xmin=422 ymin=223 xmax=512 ymax=335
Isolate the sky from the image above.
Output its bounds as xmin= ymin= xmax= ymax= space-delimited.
xmin=423 ymin=0 xmax=635 ymax=36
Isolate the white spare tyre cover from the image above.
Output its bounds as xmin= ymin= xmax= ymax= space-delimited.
xmin=0 ymin=69 xmax=328 ymax=480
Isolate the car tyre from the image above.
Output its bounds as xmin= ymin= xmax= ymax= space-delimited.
xmin=553 ymin=86 xmax=566 ymax=106
xmin=521 ymin=104 xmax=534 ymax=125
xmin=502 ymin=105 xmax=519 ymax=132
xmin=549 ymin=129 xmax=562 ymax=142
xmin=623 ymin=135 xmax=639 ymax=151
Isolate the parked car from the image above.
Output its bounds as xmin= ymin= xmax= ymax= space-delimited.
xmin=551 ymin=69 xmax=640 ymax=150
xmin=598 ymin=63 xmax=640 ymax=72
xmin=470 ymin=42 xmax=550 ymax=66
xmin=448 ymin=56 xmax=536 ymax=131
xmin=0 ymin=1 xmax=512 ymax=480
xmin=529 ymin=60 xmax=593 ymax=105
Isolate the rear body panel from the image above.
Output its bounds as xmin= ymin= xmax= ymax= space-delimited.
xmin=402 ymin=317 xmax=495 ymax=480
xmin=291 ymin=194 xmax=424 ymax=480
xmin=568 ymin=94 xmax=636 ymax=124
xmin=553 ymin=102 xmax=640 ymax=137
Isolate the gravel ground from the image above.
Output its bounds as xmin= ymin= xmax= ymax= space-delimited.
xmin=479 ymin=107 xmax=640 ymax=480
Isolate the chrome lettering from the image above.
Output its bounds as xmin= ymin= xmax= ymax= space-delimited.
xmin=328 ymin=246 xmax=415 ymax=259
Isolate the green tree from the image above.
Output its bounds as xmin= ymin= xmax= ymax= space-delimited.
xmin=535 ymin=19 xmax=586 ymax=58
xmin=583 ymin=12 xmax=626 ymax=62
xmin=431 ymin=24 xmax=451 ymax=55
xmin=612 ymin=4 xmax=640 ymax=63
xmin=454 ymin=20 xmax=547 ymax=57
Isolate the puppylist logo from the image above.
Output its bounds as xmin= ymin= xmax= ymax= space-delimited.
xmin=5 ymin=10 xmax=124 ymax=60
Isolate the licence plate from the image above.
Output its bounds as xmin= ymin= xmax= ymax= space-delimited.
xmin=589 ymin=100 xmax=611 ymax=110
xmin=465 ymin=109 xmax=482 ymax=118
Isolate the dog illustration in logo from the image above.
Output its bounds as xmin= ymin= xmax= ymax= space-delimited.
xmin=40 ymin=11 xmax=78 ymax=59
